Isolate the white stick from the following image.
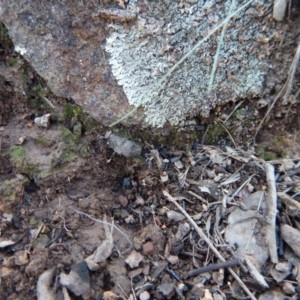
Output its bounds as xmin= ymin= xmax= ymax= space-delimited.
xmin=264 ymin=163 xmax=278 ymax=263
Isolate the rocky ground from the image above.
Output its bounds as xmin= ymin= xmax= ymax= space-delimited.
xmin=1 ymin=20 xmax=300 ymax=300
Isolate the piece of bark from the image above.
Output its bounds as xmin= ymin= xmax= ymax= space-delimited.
xmin=280 ymin=224 xmax=300 ymax=258
xmin=244 ymin=257 xmax=269 ymax=289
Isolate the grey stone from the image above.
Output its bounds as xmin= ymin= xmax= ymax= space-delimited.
xmin=60 ymin=261 xmax=90 ymax=296
xmin=108 ymin=134 xmax=141 ymax=157
xmin=157 ymin=283 xmax=175 ymax=297
xmin=166 ymin=210 xmax=185 ymax=222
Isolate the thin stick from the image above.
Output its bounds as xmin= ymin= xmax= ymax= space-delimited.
xmin=264 ymin=163 xmax=278 ymax=263
xmin=224 ymin=100 xmax=245 ymax=123
xmin=41 ymin=96 xmax=55 ymax=109
xmin=109 ymin=0 xmax=255 ymax=127
xmin=163 ymin=190 xmax=257 ymax=300
xmin=218 ymin=120 xmax=237 ymax=148
xmin=187 ymin=190 xmax=208 ymax=204
xmin=227 ymin=175 xmax=255 ymax=203
xmin=70 ymin=207 xmax=133 ymax=246
xmin=277 ymin=192 xmax=300 ymax=211
xmin=187 ymin=259 xmax=240 ymax=278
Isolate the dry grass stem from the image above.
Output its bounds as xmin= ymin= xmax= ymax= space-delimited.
xmin=264 ymin=163 xmax=278 ymax=264
xmin=218 ymin=120 xmax=237 ymax=148
xmin=224 ymin=100 xmax=245 ymax=123
xmin=227 ymin=175 xmax=255 ymax=203
xmin=187 ymin=190 xmax=208 ymax=204
xmin=208 ymin=0 xmax=235 ymax=92
xmin=70 ymin=207 xmax=133 ymax=246
xmin=163 ymin=190 xmax=257 ymax=300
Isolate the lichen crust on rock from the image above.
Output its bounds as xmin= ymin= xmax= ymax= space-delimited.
xmin=105 ymin=0 xmax=294 ymax=127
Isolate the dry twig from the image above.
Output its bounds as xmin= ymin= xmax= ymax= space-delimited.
xmin=163 ymin=190 xmax=257 ymax=300
xmin=264 ymin=163 xmax=278 ymax=264
xmin=187 ymin=259 xmax=240 ymax=278
xmin=278 ymin=192 xmax=300 ymax=211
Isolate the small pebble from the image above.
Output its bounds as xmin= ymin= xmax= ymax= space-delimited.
xmin=174 ymin=160 xmax=183 ymax=169
xmin=177 ymin=283 xmax=188 ymax=293
xmin=157 ymin=283 xmax=175 ymax=297
xmin=34 ymin=113 xmax=51 ymax=128
xmin=143 ymin=241 xmax=154 ymax=255
xmin=139 ymin=291 xmax=150 ymax=300
xmin=123 ymin=177 xmax=133 ymax=190
xmin=118 ymin=195 xmax=128 ymax=208
xmin=125 ymin=250 xmax=143 ymax=268
xmin=166 ymin=210 xmax=185 ymax=222
xmin=143 ymin=264 xmax=150 ymax=276
xmin=167 ymin=255 xmax=179 ymax=265
xmin=282 ymin=282 xmax=295 ymax=295
xmin=108 ymin=134 xmax=142 ymax=158
xmin=275 ymin=262 xmax=291 ymax=273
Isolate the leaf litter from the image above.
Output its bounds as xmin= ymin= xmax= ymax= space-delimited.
xmin=2 ymin=132 xmax=300 ymax=300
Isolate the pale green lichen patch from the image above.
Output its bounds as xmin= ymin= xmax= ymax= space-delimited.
xmin=1 ymin=182 xmax=18 ymax=201
xmin=10 ymin=146 xmax=40 ymax=178
xmin=105 ymin=0 xmax=289 ymax=127
xmin=61 ymin=127 xmax=78 ymax=144
xmin=11 ymin=145 xmax=26 ymax=166
xmin=0 ymin=178 xmax=27 ymax=202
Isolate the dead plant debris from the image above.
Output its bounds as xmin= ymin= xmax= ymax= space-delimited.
xmin=2 ymin=136 xmax=300 ymax=300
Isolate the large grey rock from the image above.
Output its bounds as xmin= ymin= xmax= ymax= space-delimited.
xmin=0 ymin=0 xmax=298 ymax=127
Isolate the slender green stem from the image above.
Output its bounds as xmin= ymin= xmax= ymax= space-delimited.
xmin=208 ymin=0 xmax=235 ymax=92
